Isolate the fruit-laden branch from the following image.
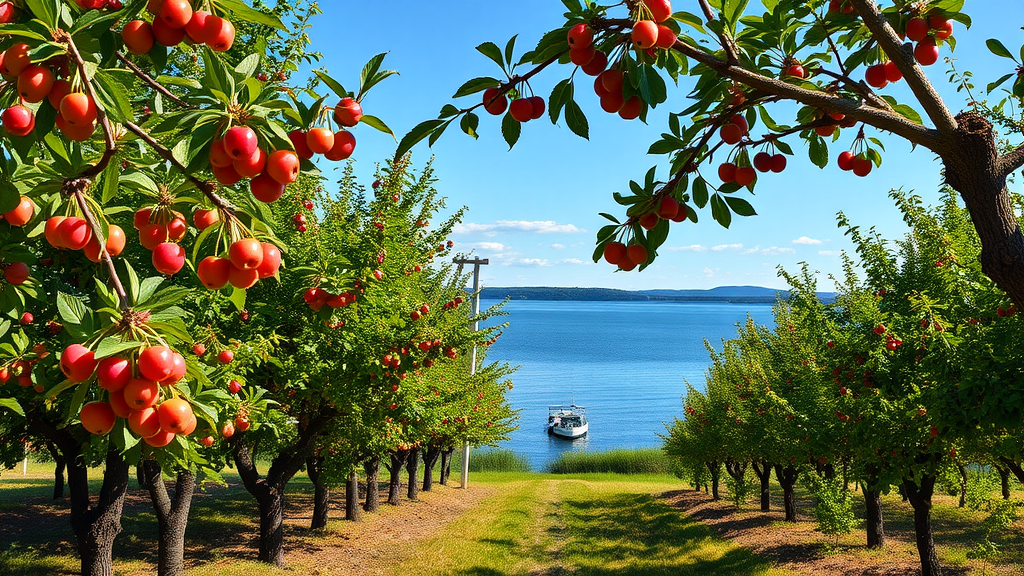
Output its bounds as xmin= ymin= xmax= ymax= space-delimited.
xmin=69 ymin=180 xmax=132 ymax=314
xmin=116 ymin=52 xmax=192 ymax=109
xmin=695 ymin=0 xmax=738 ymax=64
xmin=743 ymin=117 xmax=838 ymax=147
xmin=122 ymin=120 xmax=234 ymax=214
xmin=848 ymin=0 xmax=958 ymax=135
xmin=815 ymin=11 xmax=849 ymax=77
xmin=998 ymin=143 xmax=1024 ymax=177
xmin=480 ymin=53 xmax=565 ymax=114
xmin=60 ymin=31 xmax=117 ymax=178
xmin=813 ymin=67 xmax=892 ymax=112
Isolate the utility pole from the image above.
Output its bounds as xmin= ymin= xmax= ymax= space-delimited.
xmin=453 ymin=257 xmax=488 ymax=489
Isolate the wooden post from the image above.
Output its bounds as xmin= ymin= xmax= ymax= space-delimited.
xmin=453 ymin=257 xmax=488 ymax=489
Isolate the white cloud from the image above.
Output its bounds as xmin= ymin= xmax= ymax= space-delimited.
xmin=515 ymin=258 xmax=552 ymax=267
xmin=559 ymin=258 xmax=590 ymax=265
xmin=793 ymin=236 xmax=823 ymax=245
xmin=551 ymin=243 xmax=566 ymax=249
xmin=818 ymin=250 xmax=842 ymax=256
xmin=666 ymin=244 xmax=708 ymax=252
xmin=453 ymin=220 xmax=586 ymax=235
xmin=743 ymin=246 xmax=796 ymax=256
xmin=469 ymin=242 xmax=509 ymax=252
xmin=703 ymin=268 xmax=715 ymax=277
xmin=712 ymin=244 xmax=744 ymax=252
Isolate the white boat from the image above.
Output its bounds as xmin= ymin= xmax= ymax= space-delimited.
xmin=548 ymin=405 xmax=589 ymax=439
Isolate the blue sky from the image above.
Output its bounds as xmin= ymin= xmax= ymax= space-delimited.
xmin=307 ymin=1 xmax=1022 ymax=291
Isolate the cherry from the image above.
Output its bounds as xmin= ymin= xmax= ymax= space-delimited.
xmin=212 ymin=164 xmax=242 ymax=186
xmin=753 ymin=152 xmax=772 ymax=172
xmin=600 ymin=91 xmax=624 ymax=114
xmin=816 ymin=124 xmax=836 ymax=137
xmin=194 ymin=208 xmax=219 ymax=230
xmin=4 ymin=196 xmax=34 ymax=226
xmin=718 ymin=162 xmax=737 ymax=183
xmin=288 ymin=129 xmax=314 ymax=159
xmin=4 ymin=44 xmax=30 ymax=77
xmin=220 ymin=421 xmax=235 ymax=438
xmin=837 ymin=150 xmax=855 ymax=171
xmin=144 ymin=431 xmax=176 ymax=447
xmin=914 ymin=39 xmax=939 ymax=66
xmin=223 ymin=126 xmax=258 ymax=160
xmin=783 ymin=64 xmax=806 ymax=79
xmin=865 ymin=64 xmax=888 ymax=88
xmin=884 ymin=61 xmax=903 ymax=83
xmin=306 ymin=127 xmax=335 ymax=154
xmin=159 ymin=0 xmax=192 ymax=28
xmin=61 ymin=93 xmax=97 ymax=125
xmin=600 ymin=70 xmax=623 ymax=94
xmin=184 ymin=10 xmax=212 ymax=43
xmin=83 ymin=224 xmax=127 ymax=262
xmin=218 ymin=350 xmax=234 ymax=364
xmin=770 ymin=154 xmax=787 ymax=173
xmin=139 ymin=223 xmax=169 ymax=250
xmin=482 ymin=88 xmax=507 ymax=115
xmin=4 ymin=261 xmax=29 ymax=284
xmin=720 ymin=123 xmax=743 ymax=144
xmin=656 ymin=196 xmax=679 ymax=220
xmin=228 ymin=380 xmax=242 ymax=394
xmin=152 ymin=242 xmax=186 ymax=275
xmin=196 ymin=256 xmax=230 ymax=289
xmin=619 ymin=96 xmax=642 ymax=120
xmin=256 ymin=243 xmax=281 ymax=278
xmin=44 ymin=216 xmax=67 ymax=248
xmin=128 ymin=407 xmax=162 ymax=438
xmin=656 ymin=25 xmax=677 ymax=49
xmin=19 ymin=312 xmax=32 ymax=325
xmin=233 ymin=146 xmax=267 ymax=178
xmin=59 ymin=217 xmax=92 ymax=250
xmin=234 ymin=416 xmax=250 ymax=432
xmin=528 ymin=97 xmax=546 ymax=120
xmin=933 ymin=20 xmax=953 ymax=40
xmin=644 ymin=0 xmax=673 ymax=22
xmin=208 ymin=139 xmax=233 ymax=167
xmin=205 ymin=16 xmax=235 ymax=52
xmin=199 ymin=436 xmax=215 ymax=447
xmin=639 ymin=213 xmax=659 ymax=230
xmin=17 ymin=65 xmax=54 ymax=103
xmin=228 ymin=264 xmax=259 ymax=289
xmin=97 ymin=356 xmax=131 ymax=392
xmin=61 ymin=344 xmax=97 ymax=382
xmin=139 ymin=346 xmax=175 ymax=381
xmin=632 ymin=20 xmax=659 ymax=49
xmin=250 ymin=174 xmax=285 ymax=203
xmin=166 ymin=214 xmax=187 ymax=241
xmin=567 ymin=23 xmax=593 ymax=49
xmin=626 ymin=244 xmax=648 ymax=265
xmin=123 ymin=20 xmax=155 ymax=54
xmin=0 ymin=2 xmax=14 ymax=23
xmin=80 ymin=402 xmax=116 ymax=436
xmin=510 ymin=98 xmax=534 ymax=123
xmin=158 ymin=398 xmax=194 ymax=434
xmin=734 ymin=166 xmax=756 ymax=187
xmin=325 ymin=130 xmax=356 ymax=161
xmin=670 ymin=204 xmax=689 ymax=223
xmin=47 ymin=80 xmax=72 ymax=110
xmin=906 ymin=18 xmax=929 ymax=42
xmin=266 ymin=150 xmax=300 ymax=184
xmin=852 ymin=157 xmax=873 ymax=177
xmin=151 ymin=16 xmax=186 ymax=46
xmin=569 ymin=45 xmax=596 ymax=67
xmin=334 ymin=97 xmax=363 ymax=127
xmin=2 ymin=105 xmax=34 ymax=137
xmin=580 ymin=50 xmax=607 ymax=76
xmin=229 ymin=238 xmax=264 ymax=270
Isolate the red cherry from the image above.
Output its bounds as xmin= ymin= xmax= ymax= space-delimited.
xmin=906 ymin=18 xmax=929 ymax=42
xmin=865 ymin=64 xmax=888 ymax=88
xmin=718 ymin=163 xmax=737 ymax=183
xmin=334 ymin=97 xmax=363 ymax=127
xmin=914 ymin=39 xmax=939 ymax=66
xmin=193 ymin=209 xmax=219 ymax=230
xmin=580 ymin=50 xmax=607 ymax=76
xmin=266 ymin=150 xmax=300 ymax=184
xmin=884 ymin=61 xmax=903 ymax=83
xmin=123 ymin=20 xmax=155 ymax=54
xmin=80 ymin=402 xmax=116 ymax=436
xmin=770 ymin=154 xmax=787 ymax=173
xmin=325 ymin=130 xmax=356 ymax=161
xmin=152 ymin=242 xmax=186 ymax=275
xmin=753 ymin=152 xmax=772 ymax=173
xmin=510 ymin=98 xmax=534 ymax=123
xmin=255 ymin=243 xmax=281 ymax=279
xmin=233 ymin=146 xmax=266 ymax=178
xmin=218 ymin=350 xmax=234 ymax=364
xmin=482 ymin=88 xmax=507 ymax=116
xmin=619 ymin=97 xmax=642 ymax=120
xmin=632 ymin=20 xmax=659 ymax=50
xmin=720 ymin=123 xmax=743 ymax=144
xmin=97 ymin=356 xmax=131 ymax=392
xmin=734 ymin=166 xmax=756 ymax=187
xmin=837 ymin=151 xmax=855 ymax=171
xmin=288 ymin=130 xmax=314 ymax=160
xmin=783 ymin=64 xmax=806 ymax=79
xmin=229 ymin=238 xmax=264 ymax=270
xmin=4 ymin=261 xmax=29 ymax=284
xmin=223 ymin=126 xmax=258 ymax=160
xmin=567 ymin=23 xmax=593 ymax=49
xmin=139 ymin=346 xmax=175 ymax=381
xmin=852 ymin=157 xmax=873 ymax=177
xmin=61 ymin=344 xmax=97 ymax=382
xmin=250 ymin=174 xmax=286 ymax=203
xmin=306 ymin=127 xmax=335 ymax=155
xmin=205 ymin=16 xmax=235 ymax=52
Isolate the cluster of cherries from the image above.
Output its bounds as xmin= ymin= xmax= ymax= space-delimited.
xmin=291 ymin=199 xmax=315 ymax=232
xmin=209 ymin=126 xmax=299 ymax=203
xmin=482 ymin=88 xmax=545 ymax=123
xmin=873 ymin=324 xmax=903 ymax=351
xmin=73 ymin=0 xmax=124 ymax=9
xmin=64 ymin=344 xmax=198 ymax=447
xmin=196 ymin=236 xmax=281 ymax=290
xmin=904 ymin=14 xmax=952 ymax=66
xmin=44 ymin=212 xmax=126 ymax=263
xmin=441 ymin=296 xmax=465 ymax=310
xmin=2 ymin=197 xmax=34 ymax=285
xmin=410 ymin=304 xmax=429 ymax=321
xmin=0 ymin=44 xmax=99 ymax=141
xmin=288 ymin=97 xmax=363 ymax=162
xmin=122 ymin=0 xmax=235 ymax=55
xmin=302 ymin=287 xmax=359 ymax=311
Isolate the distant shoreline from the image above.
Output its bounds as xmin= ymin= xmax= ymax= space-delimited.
xmin=476 ymin=286 xmax=835 ymax=304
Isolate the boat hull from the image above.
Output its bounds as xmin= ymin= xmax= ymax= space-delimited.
xmin=550 ymin=422 xmax=588 ymax=439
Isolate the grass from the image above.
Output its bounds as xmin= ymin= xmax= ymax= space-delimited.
xmin=546 ymin=448 xmax=676 ymax=475
xmin=459 ymin=449 xmax=532 ymax=473
xmin=390 ymin=472 xmax=791 ymax=576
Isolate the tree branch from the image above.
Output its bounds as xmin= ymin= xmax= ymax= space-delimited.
xmin=997 ymin=143 xmax=1024 ymax=177
xmin=847 ymin=0 xmax=958 ymax=134
xmin=61 ymin=31 xmax=117 ymax=178
xmin=68 ymin=181 xmax=131 ymax=314
xmin=697 ymin=0 xmax=738 ymax=65
xmin=117 ymin=52 xmax=192 ymax=109
xmin=813 ymin=67 xmax=893 ymax=112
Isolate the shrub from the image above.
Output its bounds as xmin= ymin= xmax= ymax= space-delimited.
xmin=804 ymin=474 xmax=856 ymax=546
xmin=546 ymin=449 xmax=672 ymax=474
xmin=459 ymin=449 xmax=532 ymax=473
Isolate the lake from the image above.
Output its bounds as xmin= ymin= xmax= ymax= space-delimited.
xmin=476 ymin=299 xmax=775 ymax=469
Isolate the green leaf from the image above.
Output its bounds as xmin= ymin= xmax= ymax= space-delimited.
xmin=501 ymin=112 xmax=521 ymax=149
xmin=504 ymin=36 xmax=518 ymax=67
xmin=358 ymin=53 xmax=397 ymax=97
xmin=24 ymin=0 xmax=59 ymax=29
xmin=359 ymin=115 xmax=394 ymax=139
xmin=476 ymin=42 xmax=506 ymax=70
xmin=93 ymin=69 xmax=136 ymax=123
xmin=548 ymin=78 xmax=572 ymax=124
xmin=0 ymin=398 xmax=23 ymax=416
xmin=315 ymin=70 xmax=348 ymax=99
xmin=893 ymin=104 xmax=923 ymax=125
xmin=724 ymin=196 xmax=757 ymax=216
xmin=692 ymin=178 xmax=709 ymax=208
xmin=985 ymin=39 xmax=1016 ymax=61
xmin=453 ymin=77 xmax=502 ymax=99
xmin=212 ymin=0 xmax=285 ymax=29
xmin=710 ymin=194 xmax=733 ymax=228
xmin=94 ymin=339 xmax=142 ymax=360
xmin=563 ymin=98 xmax=589 ymax=139
xmin=100 ymin=160 xmax=120 ymax=205
xmin=395 ymin=119 xmax=444 ymax=159
xmin=460 ymin=113 xmax=480 ymax=139
xmin=808 ymin=135 xmax=829 ymax=168
xmin=229 ymin=287 xmax=246 ymax=312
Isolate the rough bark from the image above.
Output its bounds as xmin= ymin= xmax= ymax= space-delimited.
xmin=996 ymin=465 xmax=1011 ymax=500
xmin=345 ymin=468 xmax=361 ymax=522
xmin=774 ymin=464 xmax=799 ymax=522
xmin=706 ymin=461 xmax=720 ymax=501
xmin=72 ymin=449 xmax=129 ymax=576
xmin=422 ymin=445 xmax=442 ymax=492
xmin=998 ymin=457 xmax=1024 ymax=484
xmin=407 ymin=448 xmax=420 ymax=501
xmin=137 ymin=464 xmax=148 ymax=489
xmin=957 ymin=464 xmax=968 ymax=508
xmin=46 ymin=441 xmax=65 ymax=500
xmin=143 ymin=461 xmax=196 ymax=576
xmin=751 ymin=460 xmax=772 ymax=512
xmin=904 ymin=474 xmax=942 ymax=576
xmin=864 ymin=489 xmax=886 ymax=548
xmin=363 ymin=457 xmax=380 ymax=513
xmin=306 ymin=456 xmax=329 ymax=530
xmin=386 ymin=449 xmax=409 ymax=505
xmin=439 ymin=447 xmax=455 ymax=485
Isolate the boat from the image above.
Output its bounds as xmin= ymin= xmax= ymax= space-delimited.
xmin=547 ymin=405 xmax=589 ymax=439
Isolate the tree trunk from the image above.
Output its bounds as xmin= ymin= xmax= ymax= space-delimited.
xmin=407 ymin=448 xmax=420 ymax=501
xmin=439 ymin=447 xmax=455 ymax=485
xmin=387 ymin=449 xmax=409 ymax=505
xmin=864 ymin=488 xmax=886 ymax=548
xmin=143 ymin=461 xmax=196 ymax=576
xmin=46 ymin=441 xmax=65 ymax=500
xmin=957 ymin=464 xmax=967 ymax=508
xmin=137 ymin=464 xmax=148 ymax=489
xmin=707 ymin=461 xmax=720 ymax=501
xmin=998 ymin=457 xmax=1024 ymax=484
xmin=306 ymin=456 xmax=329 ymax=530
xmin=996 ymin=465 xmax=1011 ymax=500
xmin=774 ymin=464 xmax=799 ymax=522
xmin=69 ymin=448 xmax=129 ymax=576
xmin=941 ymin=112 xmax=1024 ymax=307
xmin=363 ymin=457 xmax=380 ymax=513
xmin=345 ymin=468 xmax=361 ymax=522
xmin=422 ymin=445 xmax=441 ymax=492
xmin=751 ymin=460 xmax=772 ymax=512
xmin=904 ymin=474 xmax=942 ymax=576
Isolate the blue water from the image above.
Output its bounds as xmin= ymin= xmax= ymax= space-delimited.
xmin=478 ymin=299 xmax=775 ymax=469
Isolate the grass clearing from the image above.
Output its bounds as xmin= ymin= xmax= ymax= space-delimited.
xmin=546 ymin=448 xmax=676 ymax=475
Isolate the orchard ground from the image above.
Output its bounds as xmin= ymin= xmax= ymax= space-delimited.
xmin=1 ymin=462 xmax=1022 ymax=576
